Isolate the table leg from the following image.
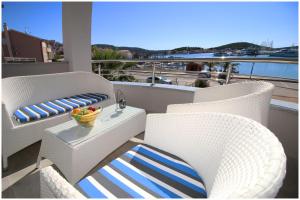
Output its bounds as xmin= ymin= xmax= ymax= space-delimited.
xmin=36 ymin=153 xmax=41 ymax=169
xmin=36 ymin=138 xmax=45 ymax=168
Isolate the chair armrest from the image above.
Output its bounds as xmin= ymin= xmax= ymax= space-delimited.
xmin=167 ymin=99 xmax=241 ymax=113
xmin=2 ymin=103 xmax=14 ymax=130
xmin=40 ymin=166 xmax=86 ymax=199
xmin=167 ymin=89 xmax=272 ymax=127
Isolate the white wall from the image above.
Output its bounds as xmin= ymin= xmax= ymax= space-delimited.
xmin=62 ymin=2 xmax=92 ymax=72
xmin=113 ymin=82 xmax=195 ymax=113
xmin=268 ymin=102 xmax=298 ymax=197
xmin=269 ymin=105 xmax=298 ymax=160
xmin=2 ymin=62 xmax=69 ymax=78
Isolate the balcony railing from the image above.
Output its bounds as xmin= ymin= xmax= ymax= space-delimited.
xmin=91 ymin=57 xmax=298 ymax=85
xmin=3 ymin=57 xmax=37 ymax=63
xmin=92 ymin=57 xmax=298 ymax=64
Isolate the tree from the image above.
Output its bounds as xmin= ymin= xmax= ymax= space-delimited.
xmin=194 ymin=79 xmax=209 ymax=88
xmin=203 ymin=62 xmax=218 ymax=72
xmin=112 ymin=75 xmax=136 ymax=82
xmin=92 ymin=47 xmax=136 ymax=82
xmin=92 ymin=48 xmax=123 ymax=60
xmin=52 ymin=54 xmax=63 ymax=62
xmin=219 ymin=62 xmax=240 ymax=72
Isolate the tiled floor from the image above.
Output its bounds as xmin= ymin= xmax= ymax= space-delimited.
xmin=276 ymin=156 xmax=298 ymax=198
xmin=2 ymin=132 xmax=298 ymax=198
xmin=2 ymin=133 xmax=144 ymax=198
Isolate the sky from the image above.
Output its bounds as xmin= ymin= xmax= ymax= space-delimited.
xmin=2 ymin=2 xmax=298 ymax=50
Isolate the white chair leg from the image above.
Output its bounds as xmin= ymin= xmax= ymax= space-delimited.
xmin=2 ymin=155 xmax=8 ymax=170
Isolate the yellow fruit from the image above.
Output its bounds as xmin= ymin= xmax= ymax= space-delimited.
xmin=80 ymin=109 xmax=100 ymax=121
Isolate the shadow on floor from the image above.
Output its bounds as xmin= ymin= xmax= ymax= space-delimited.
xmin=2 ymin=133 xmax=298 ymax=198
xmin=2 ymin=141 xmax=42 ymax=198
xmin=2 ymin=141 xmax=42 ymax=178
xmin=277 ymin=156 xmax=298 ymax=198
xmin=2 ymin=133 xmax=144 ymax=198
xmin=2 ymin=172 xmax=40 ymax=198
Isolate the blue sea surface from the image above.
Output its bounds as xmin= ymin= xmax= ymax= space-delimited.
xmin=236 ymin=62 xmax=298 ymax=80
xmin=164 ymin=53 xmax=298 ymax=80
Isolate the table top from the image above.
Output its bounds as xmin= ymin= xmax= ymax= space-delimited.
xmin=45 ymin=105 xmax=145 ymax=146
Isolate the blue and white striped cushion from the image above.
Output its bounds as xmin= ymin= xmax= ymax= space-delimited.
xmin=13 ymin=93 xmax=109 ymax=123
xmin=75 ymin=144 xmax=207 ymax=198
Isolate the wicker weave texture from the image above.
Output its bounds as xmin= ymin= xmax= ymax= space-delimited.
xmin=2 ymin=72 xmax=116 ymax=168
xmin=167 ymin=81 xmax=274 ymax=126
xmin=144 ymin=112 xmax=286 ymax=198
xmin=40 ymin=166 xmax=86 ymax=198
xmin=2 ymin=71 xmax=115 ymax=116
xmin=40 ymin=112 xmax=286 ymax=198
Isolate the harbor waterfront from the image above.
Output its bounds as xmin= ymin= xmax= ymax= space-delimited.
xmin=163 ymin=53 xmax=298 ymax=80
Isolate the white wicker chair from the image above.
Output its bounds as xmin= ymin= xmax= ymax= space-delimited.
xmin=167 ymin=81 xmax=274 ymax=126
xmin=40 ymin=112 xmax=286 ymax=198
xmin=2 ymin=72 xmax=116 ymax=168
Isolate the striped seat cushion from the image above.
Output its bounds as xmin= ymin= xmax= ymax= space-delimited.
xmin=13 ymin=93 xmax=109 ymax=123
xmin=75 ymin=144 xmax=207 ymax=198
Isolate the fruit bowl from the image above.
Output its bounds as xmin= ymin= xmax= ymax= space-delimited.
xmin=71 ymin=106 xmax=102 ymax=127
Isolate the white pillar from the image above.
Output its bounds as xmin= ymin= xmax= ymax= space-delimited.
xmin=62 ymin=2 xmax=92 ymax=72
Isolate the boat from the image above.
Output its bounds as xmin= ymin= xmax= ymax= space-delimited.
xmin=269 ymin=49 xmax=298 ymax=58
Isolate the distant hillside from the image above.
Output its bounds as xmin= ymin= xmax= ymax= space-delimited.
xmin=93 ymin=42 xmax=265 ymax=55
xmin=275 ymin=46 xmax=298 ymax=50
xmin=93 ymin=44 xmax=116 ymax=50
xmin=170 ymin=47 xmax=204 ymax=54
xmin=93 ymin=44 xmax=207 ymax=55
xmin=93 ymin=44 xmax=168 ymax=58
xmin=91 ymin=42 xmax=297 ymax=58
xmin=94 ymin=44 xmax=148 ymax=52
xmin=210 ymin=42 xmax=263 ymax=50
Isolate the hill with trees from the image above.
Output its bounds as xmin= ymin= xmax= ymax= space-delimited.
xmin=170 ymin=47 xmax=204 ymax=54
xmin=93 ymin=44 xmax=168 ymax=58
xmin=209 ymin=42 xmax=263 ymax=50
xmin=92 ymin=42 xmax=268 ymax=57
xmin=90 ymin=42 xmax=296 ymax=59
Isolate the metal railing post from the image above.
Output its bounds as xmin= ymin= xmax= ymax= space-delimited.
xmin=151 ymin=63 xmax=155 ymax=86
xmin=225 ymin=64 xmax=233 ymax=84
xmin=249 ymin=62 xmax=255 ymax=79
xmin=98 ymin=63 xmax=101 ymax=76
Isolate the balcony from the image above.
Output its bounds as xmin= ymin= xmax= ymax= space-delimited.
xmin=2 ymin=59 xmax=298 ymax=198
xmin=2 ymin=2 xmax=298 ymax=199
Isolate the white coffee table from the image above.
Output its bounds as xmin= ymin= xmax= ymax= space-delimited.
xmin=36 ymin=105 xmax=146 ymax=184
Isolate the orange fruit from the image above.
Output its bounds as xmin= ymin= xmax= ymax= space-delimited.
xmin=72 ymin=108 xmax=81 ymax=115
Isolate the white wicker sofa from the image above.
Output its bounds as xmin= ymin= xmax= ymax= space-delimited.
xmin=2 ymin=72 xmax=116 ymax=168
xmin=40 ymin=112 xmax=286 ymax=198
xmin=167 ymin=81 xmax=274 ymax=126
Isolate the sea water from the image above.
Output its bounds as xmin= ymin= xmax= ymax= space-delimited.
xmin=164 ymin=53 xmax=298 ymax=80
